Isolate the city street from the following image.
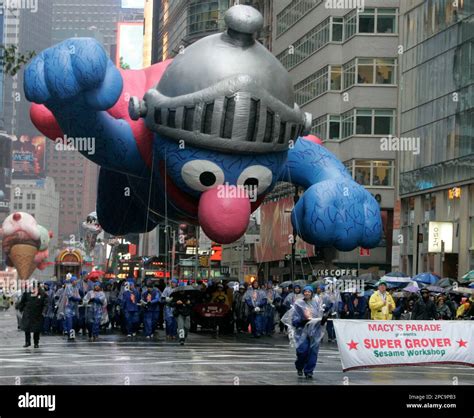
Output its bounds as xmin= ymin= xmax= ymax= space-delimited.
xmin=0 ymin=311 xmax=472 ymax=386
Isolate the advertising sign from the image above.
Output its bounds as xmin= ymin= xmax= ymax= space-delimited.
xmin=11 ymin=135 xmax=46 ymax=179
xmin=256 ymin=196 xmax=314 ymax=262
xmin=428 ymin=221 xmax=453 ymax=253
xmin=116 ymin=22 xmax=144 ymax=70
xmin=334 ymin=320 xmax=473 ymax=371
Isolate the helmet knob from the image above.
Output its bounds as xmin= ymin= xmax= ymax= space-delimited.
xmin=224 ymin=5 xmax=263 ymax=45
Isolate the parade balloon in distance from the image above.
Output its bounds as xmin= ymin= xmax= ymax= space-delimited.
xmin=82 ymin=211 xmax=103 ymax=253
xmin=0 ymin=212 xmax=52 ymax=280
xmin=24 ymin=5 xmax=382 ymax=249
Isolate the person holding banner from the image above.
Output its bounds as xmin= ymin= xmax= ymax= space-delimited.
xmin=369 ymin=279 xmax=395 ymax=320
xmin=282 ymin=285 xmax=326 ymax=379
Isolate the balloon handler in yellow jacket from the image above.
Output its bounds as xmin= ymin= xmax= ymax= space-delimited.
xmin=369 ymin=279 xmax=395 ymax=320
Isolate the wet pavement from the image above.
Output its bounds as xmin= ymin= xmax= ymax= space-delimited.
xmin=0 ymin=310 xmax=472 ymax=385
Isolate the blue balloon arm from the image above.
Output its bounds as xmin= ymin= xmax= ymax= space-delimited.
xmin=51 ymin=101 xmax=146 ymax=177
xmin=280 ymin=137 xmax=351 ymax=187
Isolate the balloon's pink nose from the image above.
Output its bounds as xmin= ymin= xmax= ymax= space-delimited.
xmin=13 ymin=213 xmax=21 ymax=221
xmin=198 ymin=186 xmax=251 ymax=244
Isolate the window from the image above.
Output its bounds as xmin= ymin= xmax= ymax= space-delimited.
xmin=359 ymin=8 xmax=375 ymax=33
xmin=331 ymin=17 xmax=343 ymax=42
xmin=343 ymin=58 xmax=397 ymax=88
xmin=311 ymin=114 xmax=341 ymax=141
xmin=344 ymin=7 xmax=398 ymax=39
xmin=345 ymin=9 xmax=357 ymax=39
xmin=276 ymin=0 xmax=322 ymax=37
xmin=312 ymin=115 xmax=327 ymax=140
xmin=374 ymin=110 xmax=395 ymax=135
xmin=330 ymin=65 xmax=342 ymax=90
xmin=357 ymin=58 xmax=374 ymax=84
xmin=328 ymin=115 xmax=341 ymax=140
xmin=342 ymin=110 xmax=355 ymax=138
xmin=277 ymin=17 xmax=338 ymax=70
xmin=345 ymin=160 xmax=394 ymax=187
xmin=342 ymin=109 xmax=396 ymax=138
xmin=377 ymin=8 xmax=397 ymax=33
xmin=294 ymin=66 xmax=329 ymax=106
xmin=343 ymin=59 xmax=356 ymax=89
xmin=376 ymin=58 xmax=396 ymax=84
xmin=354 ymin=160 xmax=371 ymax=185
xmin=294 ymin=64 xmax=341 ymax=106
xmin=372 ymin=161 xmax=393 ymax=186
xmin=356 ymin=109 xmax=372 ymax=134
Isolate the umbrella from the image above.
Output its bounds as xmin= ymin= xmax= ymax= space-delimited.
xmin=358 ymin=273 xmax=380 ymax=285
xmin=87 ymin=270 xmax=105 ymax=281
xmin=294 ymin=280 xmax=307 ymax=287
xmin=435 ymin=277 xmax=457 ymax=288
xmin=279 ymin=281 xmax=292 ymax=288
xmin=450 ymin=287 xmax=473 ymax=295
xmin=170 ymin=285 xmax=202 ymax=300
xmin=413 ymin=272 xmax=440 ymax=285
xmin=426 ymin=285 xmax=445 ymax=293
xmin=403 ymin=282 xmax=420 ymax=293
xmin=469 ymin=282 xmax=474 ymax=289
xmin=363 ymin=289 xmax=374 ymax=298
xmin=392 ymin=291 xmax=410 ymax=298
xmin=386 ymin=271 xmax=409 ymax=278
xmin=460 ymin=270 xmax=474 ymax=283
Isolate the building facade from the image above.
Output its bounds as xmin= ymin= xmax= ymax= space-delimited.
xmin=52 ymin=0 xmax=122 ymax=56
xmin=268 ymin=0 xmax=400 ymax=275
xmin=397 ymin=0 xmax=474 ymax=279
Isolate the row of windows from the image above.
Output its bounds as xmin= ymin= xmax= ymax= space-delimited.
xmin=312 ymin=109 xmax=396 ymax=141
xmin=276 ymin=0 xmax=322 ymax=37
xmin=344 ymin=160 xmax=394 ymax=187
xmin=294 ymin=58 xmax=397 ymax=106
xmin=13 ymin=193 xmax=36 ymax=200
xmin=277 ymin=8 xmax=398 ymax=70
xmin=13 ymin=203 xmax=35 ymax=211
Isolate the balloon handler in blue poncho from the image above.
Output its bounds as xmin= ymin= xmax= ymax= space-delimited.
xmin=282 ymin=285 xmax=330 ymax=379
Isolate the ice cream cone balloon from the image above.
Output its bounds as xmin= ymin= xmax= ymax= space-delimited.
xmin=0 ymin=212 xmax=51 ymax=280
xmin=9 ymin=243 xmax=38 ymax=280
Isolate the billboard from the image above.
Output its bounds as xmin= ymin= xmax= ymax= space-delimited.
xmin=256 ymin=196 xmax=314 ymax=263
xmin=11 ymin=135 xmax=46 ymax=179
xmin=116 ymin=22 xmax=144 ymax=70
xmin=121 ymin=0 xmax=145 ymax=8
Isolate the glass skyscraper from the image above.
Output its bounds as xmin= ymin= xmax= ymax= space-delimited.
xmin=398 ymin=0 xmax=474 ymax=278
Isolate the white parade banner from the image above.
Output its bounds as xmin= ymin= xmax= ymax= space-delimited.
xmin=333 ymin=319 xmax=474 ymax=372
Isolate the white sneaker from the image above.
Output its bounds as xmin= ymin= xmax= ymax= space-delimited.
xmin=127 ymin=334 xmax=132 ymax=338
xmin=146 ymin=336 xmax=150 ymax=339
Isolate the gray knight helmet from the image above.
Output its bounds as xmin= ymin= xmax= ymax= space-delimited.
xmin=129 ymin=4 xmax=312 ymax=154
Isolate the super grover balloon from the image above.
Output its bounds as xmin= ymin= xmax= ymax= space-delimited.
xmin=24 ymin=5 xmax=381 ymax=249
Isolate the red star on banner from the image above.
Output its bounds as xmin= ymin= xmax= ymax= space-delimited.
xmin=347 ymin=340 xmax=358 ymax=350
xmin=457 ymin=339 xmax=467 ymax=348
